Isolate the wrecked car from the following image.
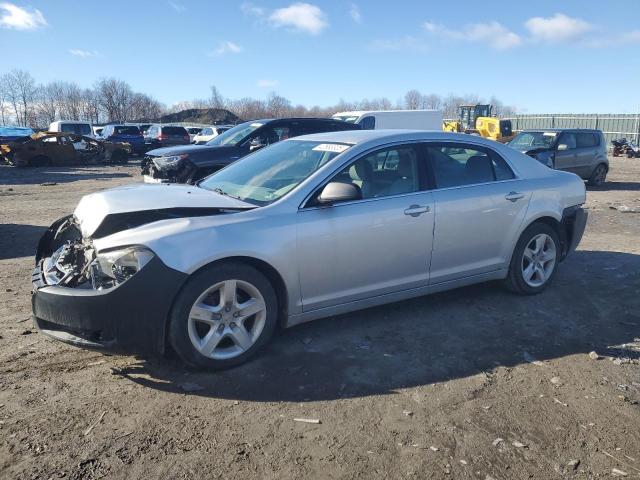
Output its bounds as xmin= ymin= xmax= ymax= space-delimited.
xmin=140 ymin=118 xmax=360 ymax=184
xmin=32 ymin=130 xmax=587 ymax=370
xmin=1 ymin=132 xmax=131 ymax=167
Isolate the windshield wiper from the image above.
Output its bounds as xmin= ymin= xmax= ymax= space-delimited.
xmin=213 ymin=187 xmax=239 ymax=199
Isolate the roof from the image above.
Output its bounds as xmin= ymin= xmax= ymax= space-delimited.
xmin=293 ymin=129 xmax=496 ymax=147
xmin=333 ymin=110 xmax=440 ymax=117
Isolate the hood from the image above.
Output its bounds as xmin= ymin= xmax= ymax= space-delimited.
xmin=509 ymin=144 xmax=553 ymax=155
xmin=147 ymin=145 xmax=239 ymax=165
xmin=74 ymin=183 xmax=254 ymax=237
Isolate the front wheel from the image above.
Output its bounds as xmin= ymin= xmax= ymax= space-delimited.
xmin=588 ymin=163 xmax=607 ymax=186
xmin=505 ymin=223 xmax=559 ymax=295
xmin=168 ymin=262 xmax=278 ymax=369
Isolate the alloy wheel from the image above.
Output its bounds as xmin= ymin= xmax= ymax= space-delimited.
xmin=187 ymin=279 xmax=267 ymax=360
xmin=521 ymin=233 xmax=557 ymax=288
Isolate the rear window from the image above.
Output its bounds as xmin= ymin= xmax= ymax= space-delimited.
xmin=576 ymin=132 xmax=598 ymax=148
xmin=163 ymin=126 xmax=187 ymax=135
xmin=187 ymin=127 xmax=202 ymax=134
xmin=61 ymin=123 xmax=91 ymax=135
xmin=114 ymin=126 xmax=140 ymax=135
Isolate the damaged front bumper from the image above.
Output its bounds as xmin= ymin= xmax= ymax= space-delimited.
xmin=31 ymin=216 xmax=188 ymax=354
xmin=141 ymin=154 xmax=197 ymax=184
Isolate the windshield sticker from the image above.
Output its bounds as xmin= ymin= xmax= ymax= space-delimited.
xmin=312 ymin=143 xmax=349 ymax=153
xmin=543 ymin=132 xmax=557 ymax=136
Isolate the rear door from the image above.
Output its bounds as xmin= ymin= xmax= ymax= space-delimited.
xmin=427 ymin=142 xmax=530 ymax=283
xmin=574 ymin=131 xmax=599 ymax=177
xmin=297 ymin=143 xmax=434 ymax=311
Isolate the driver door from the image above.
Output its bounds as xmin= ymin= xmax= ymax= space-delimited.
xmin=296 ymin=143 xmax=434 ymax=312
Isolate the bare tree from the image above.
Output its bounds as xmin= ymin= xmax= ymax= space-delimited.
xmin=209 ymin=86 xmax=225 ymax=109
xmin=95 ymin=78 xmax=134 ymax=122
xmin=3 ymin=70 xmax=38 ymax=127
xmin=404 ymin=90 xmax=422 ymax=110
xmin=266 ymin=92 xmax=291 ymax=118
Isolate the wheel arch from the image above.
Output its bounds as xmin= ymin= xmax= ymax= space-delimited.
xmin=162 ymin=255 xmax=289 ymax=354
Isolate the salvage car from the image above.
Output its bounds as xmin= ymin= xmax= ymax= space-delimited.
xmin=32 ymin=130 xmax=587 ymax=369
xmin=1 ymin=132 xmax=130 ymax=166
xmin=100 ymin=124 xmax=146 ymax=155
xmin=508 ymin=129 xmax=608 ymax=186
xmin=141 ymin=118 xmax=361 ymax=184
xmin=144 ymin=125 xmax=191 ymax=150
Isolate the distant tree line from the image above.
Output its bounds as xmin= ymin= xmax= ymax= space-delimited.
xmin=0 ymin=69 xmax=517 ymax=128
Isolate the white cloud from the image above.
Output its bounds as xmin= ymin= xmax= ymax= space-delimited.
xmin=211 ymin=41 xmax=243 ymax=56
xmin=349 ymin=3 xmax=361 ymax=24
xmin=257 ymin=79 xmax=279 ymax=88
xmin=525 ymin=13 xmax=593 ymax=43
xmin=168 ymin=1 xmax=185 ymax=12
xmin=0 ymin=2 xmax=47 ymax=30
xmin=269 ymin=3 xmax=328 ymax=35
xmin=241 ymin=2 xmax=264 ymax=17
xmin=69 ymin=49 xmax=101 ymax=58
xmin=423 ymin=20 xmax=521 ymax=50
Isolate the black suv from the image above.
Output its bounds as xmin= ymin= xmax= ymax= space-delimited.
xmin=141 ymin=118 xmax=361 ymax=183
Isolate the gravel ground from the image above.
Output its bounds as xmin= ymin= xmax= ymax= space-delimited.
xmin=0 ymin=158 xmax=639 ymax=479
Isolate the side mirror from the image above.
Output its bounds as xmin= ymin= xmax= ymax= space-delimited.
xmin=557 ymin=144 xmax=568 ymax=151
xmin=249 ymin=138 xmax=266 ymax=152
xmin=317 ymin=182 xmax=362 ymax=205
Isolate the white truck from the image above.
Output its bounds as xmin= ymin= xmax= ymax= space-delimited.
xmin=332 ymin=110 xmax=443 ymax=131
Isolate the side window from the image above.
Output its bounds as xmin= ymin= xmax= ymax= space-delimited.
xmin=427 ymin=144 xmax=513 ymax=188
xmin=557 ymin=132 xmax=577 ymax=150
xmin=328 ymin=145 xmax=421 ymax=200
xmin=251 ymin=127 xmax=280 ymax=146
xmin=359 ymin=116 xmax=375 ymax=130
xmin=576 ymin=132 xmax=596 ymax=148
xmin=202 ymin=128 xmax=212 ymax=135
xmin=273 ymin=126 xmax=291 ymax=141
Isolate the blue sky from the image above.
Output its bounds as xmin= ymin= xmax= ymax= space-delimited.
xmin=1 ymin=0 xmax=639 ymax=113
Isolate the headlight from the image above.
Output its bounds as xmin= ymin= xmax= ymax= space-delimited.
xmin=90 ymin=246 xmax=154 ymax=290
xmin=152 ymin=154 xmax=188 ymax=170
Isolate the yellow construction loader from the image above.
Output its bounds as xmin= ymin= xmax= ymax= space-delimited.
xmin=443 ymin=104 xmax=515 ymax=143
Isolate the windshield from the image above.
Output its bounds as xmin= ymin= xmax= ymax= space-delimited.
xmin=199 ymin=140 xmax=351 ymax=205
xmin=509 ymin=131 xmax=557 ymax=150
xmin=206 ymin=121 xmax=264 ymax=146
xmin=333 ymin=115 xmax=359 ymax=124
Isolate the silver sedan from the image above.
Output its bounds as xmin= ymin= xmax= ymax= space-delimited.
xmin=32 ymin=130 xmax=587 ymax=368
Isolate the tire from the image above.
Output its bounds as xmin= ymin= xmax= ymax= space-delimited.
xmin=168 ymin=262 xmax=278 ymax=369
xmin=587 ymin=163 xmax=607 ymax=186
xmin=505 ymin=222 xmax=560 ymax=295
xmin=28 ymin=155 xmax=52 ymax=167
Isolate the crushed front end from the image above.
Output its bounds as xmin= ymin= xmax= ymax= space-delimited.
xmin=141 ymin=153 xmax=197 ymax=184
xmin=32 ymin=215 xmax=187 ymax=354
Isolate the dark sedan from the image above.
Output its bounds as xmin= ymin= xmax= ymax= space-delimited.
xmin=141 ymin=118 xmax=361 ymax=184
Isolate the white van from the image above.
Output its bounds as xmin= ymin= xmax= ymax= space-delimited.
xmin=49 ymin=121 xmax=94 ymax=139
xmin=48 ymin=120 xmax=95 ymax=150
xmin=332 ymin=110 xmax=443 ymax=131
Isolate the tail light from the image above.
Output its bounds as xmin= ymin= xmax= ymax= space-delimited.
xmin=183 ymin=134 xmax=190 ymax=142
xmin=158 ymin=133 xmax=168 ymax=141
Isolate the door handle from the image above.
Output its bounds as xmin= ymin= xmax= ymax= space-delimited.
xmin=404 ymin=204 xmax=431 ymax=217
xmin=505 ymin=191 xmax=525 ymax=202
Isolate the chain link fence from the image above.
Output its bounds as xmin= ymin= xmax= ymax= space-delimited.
xmin=508 ymin=114 xmax=640 ymax=146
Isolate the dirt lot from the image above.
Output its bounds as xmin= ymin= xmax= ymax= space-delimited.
xmin=0 ymin=158 xmax=639 ymax=479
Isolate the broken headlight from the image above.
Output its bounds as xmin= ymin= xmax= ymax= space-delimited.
xmin=152 ymin=154 xmax=188 ymax=170
xmin=90 ymin=246 xmax=154 ymax=290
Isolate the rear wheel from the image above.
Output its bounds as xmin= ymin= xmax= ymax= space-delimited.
xmin=505 ymin=223 xmax=559 ymax=295
xmin=587 ymin=163 xmax=607 ymax=186
xmin=169 ymin=262 xmax=278 ymax=369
